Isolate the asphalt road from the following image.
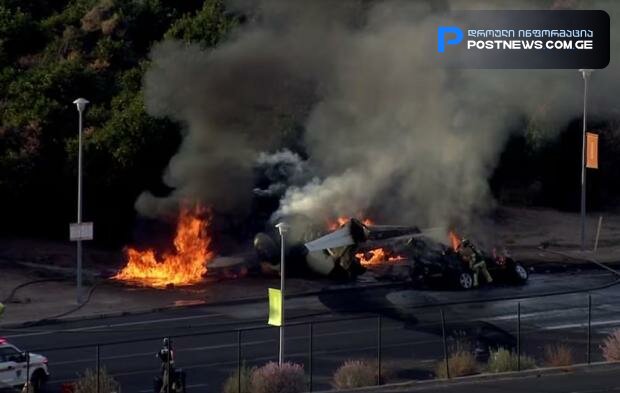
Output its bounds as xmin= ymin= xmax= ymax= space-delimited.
xmin=2 ymin=268 xmax=620 ymax=393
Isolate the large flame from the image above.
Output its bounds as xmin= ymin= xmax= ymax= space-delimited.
xmin=355 ymin=248 xmax=404 ymax=265
xmin=113 ymin=205 xmax=214 ymax=288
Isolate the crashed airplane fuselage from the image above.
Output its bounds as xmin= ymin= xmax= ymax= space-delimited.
xmin=209 ymin=218 xmax=421 ymax=279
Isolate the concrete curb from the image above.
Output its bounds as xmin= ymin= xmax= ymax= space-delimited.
xmin=315 ymin=361 xmax=620 ymax=392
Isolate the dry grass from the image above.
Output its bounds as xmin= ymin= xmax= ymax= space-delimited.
xmin=20 ymin=383 xmax=34 ymax=393
xmin=74 ymin=367 xmax=120 ymax=393
xmin=487 ymin=348 xmax=536 ymax=372
xmin=332 ymin=360 xmax=376 ymax=389
xmin=331 ymin=359 xmax=392 ymax=389
xmin=435 ymin=350 xmax=478 ymax=379
xmin=543 ymin=344 xmax=573 ymax=368
xmin=222 ymin=362 xmax=255 ymax=393
xmin=601 ymin=329 xmax=620 ymax=362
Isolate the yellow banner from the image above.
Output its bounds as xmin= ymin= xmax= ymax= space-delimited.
xmin=0 ymin=302 xmax=4 ymax=318
xmin=268 ymin=288 xmax=282 ymax=326
xmin=586 ymin=132 xmax=599 ymax=169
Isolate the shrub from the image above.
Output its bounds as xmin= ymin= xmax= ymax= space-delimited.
xmin=250 ymin=362 xmax=305 ymax=393
xmin=601 ymin=329 xmax=620 ymax=362
xmin=222 ymin=362 xmax=255 ymax=393
xmin=487 ymin=348 xmax=536 ymax=372
xmin=332 ymin=359 xmax=378 ymax=389
xmin=21 ymin=383 xmax=34 ymax=393
xmin=435 ymin=350 xmax=478 ymax=379
xmin=74 ymin=368 xmax=120 ymax=393
xmin=543 ymin=344 xmax=573 ymax=368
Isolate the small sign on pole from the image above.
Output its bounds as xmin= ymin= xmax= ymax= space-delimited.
xmin=268 ymin=288 xmax=282 ymax=326
xmin=586 ymin=132 xmax=599 ymax=169
xmin=69 ymin=222 xmax=94 ymax=241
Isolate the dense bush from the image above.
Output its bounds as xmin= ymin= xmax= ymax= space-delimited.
xmin=487 ymin=348 xmax=536 ymax=372
xmin=250 ymin=362 xmax=305 ymax=393
xmin=601 ymin=329 xmax=620 ymax=362
xmin=332 ymin=359 xmax=377 ymax=389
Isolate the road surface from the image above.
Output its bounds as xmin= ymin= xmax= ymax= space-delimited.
xmin=2 ymin=268 xmax=619 ymax=392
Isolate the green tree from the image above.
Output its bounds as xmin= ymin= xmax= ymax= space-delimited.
xmin=165 ymin=0 xmax=236 ymax=47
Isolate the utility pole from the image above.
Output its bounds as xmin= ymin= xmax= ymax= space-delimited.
xmin=579 ymin=70 xmax=592 ymax=250
xmin=275 ymin=222 xmax=289 ymax=365
xmin=73 ymin=98 xmax=89 ymax=304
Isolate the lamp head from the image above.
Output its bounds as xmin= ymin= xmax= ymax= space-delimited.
xmin=73 ymin=98 xmax=90 ymax=112
xmin=275 ymin=222 xmax=290 ymax=236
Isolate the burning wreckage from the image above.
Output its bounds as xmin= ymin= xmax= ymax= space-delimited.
xmin=210 ymin=217 xmax=424 ymax=280
xmin=113 ymin=207 xmax=528 ymax=290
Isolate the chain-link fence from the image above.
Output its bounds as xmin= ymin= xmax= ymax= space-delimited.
xmin=8 ymin=290 xmax=620 ymax=393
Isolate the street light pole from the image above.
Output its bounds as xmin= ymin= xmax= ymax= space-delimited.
xmin=73 ymin=98 xmax=89 ymax=304
xmin=275 ymin=222 xmax=289 ymax=365
xmin=579 ymin=70 xmax=592 ymax=251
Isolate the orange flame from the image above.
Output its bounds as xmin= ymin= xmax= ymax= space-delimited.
xmin=327 ymin=217 xmax=350 ymax=231
xmin=449 ymin=230 xmax=461 ymax=251
xmin=113 ymin=205 xmax=214 ymax=288
xmin=327 ymin=216 xmax=374 ymax=231
xmin=355 ymin=247 xmax=404 ymax=265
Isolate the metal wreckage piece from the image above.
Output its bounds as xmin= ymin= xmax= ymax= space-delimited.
xmin=209 ymin=218 xmax=422 ymax=280
xmin=209 ymin=217 xmax=528 ymax=289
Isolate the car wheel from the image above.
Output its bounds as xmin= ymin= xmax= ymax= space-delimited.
xmin=513 ymin=263 xmax=528 ymax=283
xmin=30 ymin=370 xmax=46 ymax=392
xmin=457 ymin=272 xmax=474 ymax=290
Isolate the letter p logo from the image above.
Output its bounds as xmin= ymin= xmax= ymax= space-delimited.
xmin=438 ymin=26 xmax=463 ymax=53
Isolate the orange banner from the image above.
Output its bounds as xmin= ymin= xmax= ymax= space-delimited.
xmin=586 ymin=132 xmax=599 ymax=169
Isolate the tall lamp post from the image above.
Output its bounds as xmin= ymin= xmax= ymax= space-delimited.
xmin=73 ymin=98 xmax=89 ymax=304
xmin=275 ymin=222 xmax=290 ymax=365
xmin=579 ymin=70 xmax=592 ymax=251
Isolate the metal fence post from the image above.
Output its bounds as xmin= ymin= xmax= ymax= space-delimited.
xmin=25 ymin=351 xmax=30 ymax=390
xmin=96 ymin=345 xmax=100 ymax=393
xmin=237 ymin=330 xmax=242 ymax=393
xmin=517 ymin=302 xmax=521 ymax=372
xmin=167 ymin=337 xmax=171 ymax=393
xmin=587 ymin=293 xmax=592 ymax=364
xmin=309 ymin=322 xmax=313 ymax=392
xmin=440 ymin=309 xmax=450 ymax=379
xmin=377 ymin=315 xmax=382 ymax=385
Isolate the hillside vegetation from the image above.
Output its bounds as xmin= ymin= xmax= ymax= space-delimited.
xmin=0 ymin=0 xmax=236 ymax=244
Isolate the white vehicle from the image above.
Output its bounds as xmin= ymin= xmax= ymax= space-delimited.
xmin=0 ymin=338 xmax=49 ymax=392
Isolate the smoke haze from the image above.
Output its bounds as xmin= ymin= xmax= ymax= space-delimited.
xmin=138 ymin=0 xmax=620 ymax=230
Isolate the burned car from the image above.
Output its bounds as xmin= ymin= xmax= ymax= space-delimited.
xmin=403 ymin=237 xmax=529 ymax=290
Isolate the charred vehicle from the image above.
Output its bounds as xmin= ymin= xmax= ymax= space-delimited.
xmin=404 ymin=237 xmax=529 ymax=290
